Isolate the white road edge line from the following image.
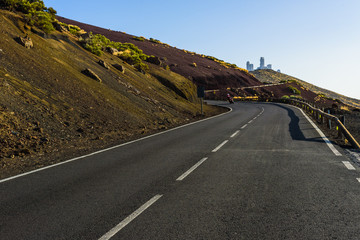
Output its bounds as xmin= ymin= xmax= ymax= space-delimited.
xmin=342 ymin=161 xmax=356 ymax=170
xmin=298 ymin=108 xmax=342 ymax=156
xmin=357 ymin=178 xmax=360 ymax=183
xmin=241 ymin=124 xmax=248 ymax=130
xmin=230 ymin=130 xmax=240 ymax=138
xmin=176 ymin=157 xmax=208 ymax=181
xmin=248 ymin=120 xmax=253 ymax=124
xmin=98 ymin=194 xmax=162 ymax=240
xmin=212 ymin=140 xmax=229 ymax=152
xmin=0 ymin=106 xmax=233 ymax=184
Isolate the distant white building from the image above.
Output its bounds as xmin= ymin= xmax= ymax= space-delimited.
xmin=246 ymin=61 xmax=254 ymax=71
xmin=260 ymin=57 xmax=265 ymax=69
xmin=246 ymin=57 xmax=276 ymax=71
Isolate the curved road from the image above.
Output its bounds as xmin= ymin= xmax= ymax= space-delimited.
xmin=1 ymin=102 xmax=360 ymax=239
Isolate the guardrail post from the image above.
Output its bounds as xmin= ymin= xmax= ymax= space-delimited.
xmin=337 ymin=124 xmax=343 ymax=139
xmin=340 ymin=116 xmax=345 ymax=126
xmin=327 ymin=110 xmax=332 ymax=129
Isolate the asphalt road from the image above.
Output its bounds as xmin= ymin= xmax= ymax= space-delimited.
xmin=1 ymin=101 xmax=360 ymax=239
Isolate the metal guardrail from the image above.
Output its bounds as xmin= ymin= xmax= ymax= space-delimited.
xmin=281 ymin=99 xmax=360 ymax=149
xmin=203 ymin=88 xmax=359 ymax=149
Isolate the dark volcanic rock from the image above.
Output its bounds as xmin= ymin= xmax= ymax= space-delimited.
xmin=113 ymin=64 xmax=125 ymax=73
xmin=82 ymin=68 xmax=102 ymax=82
xmin=98 ymin=60 xmax=110 ymax=69
xmin=18 ymin=36 xmax=33 ymax=49
xmin=106 ymin=47 xmax=119 ymax=55
xmin=146 ymin=56 xmax=162 ymax=65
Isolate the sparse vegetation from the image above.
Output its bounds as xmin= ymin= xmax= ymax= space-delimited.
xmin=288 ymin=86 xmax=301 ymax=95
xmin=149 ymin=38 xmax=161 ymax=44
xmin=202 ymin=54 xmax=249 ymax=73
xmin=132 ymin=36 xmax=146 ymax=41
xmin=80 ymin=32 xmax=150 ymax=72
xmin=1 ymin=0 xmax=56 ymax=33
xmin=190 ymin=62 xmax=197 ymax=67
xmin=290 ymin=95 xmax=303 ymax=99
xmin=67 ymin=24 xmax=81 ymax=35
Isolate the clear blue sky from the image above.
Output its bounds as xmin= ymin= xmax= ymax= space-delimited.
xmin=44 ymin=0 xmax=360 ymax=100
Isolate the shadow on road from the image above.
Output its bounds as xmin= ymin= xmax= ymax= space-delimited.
xmin=273 ymin=104 xmax=324 ymax=143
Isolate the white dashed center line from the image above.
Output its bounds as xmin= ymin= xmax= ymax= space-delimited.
xmin=212 ymin=140 xmax=228 ymax=152
xmin=342 ymin=161 xmax=356 ymax=170
xmin=99 ymin=195 xmax=162 ymax=240
xmin=230 ymin=130 xmax=240 ymax=138
xmin=176 ymin=157 xmax=208 ymax=181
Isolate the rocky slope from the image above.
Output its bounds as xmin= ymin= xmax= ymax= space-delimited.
xmin=252 ymin=69 xmax=360 ymax=109
xmin=0 ymin=9 xmax=224 ymax=178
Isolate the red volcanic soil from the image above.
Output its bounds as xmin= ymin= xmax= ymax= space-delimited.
xmin=57 ymin=16 xmax=261 ymax=90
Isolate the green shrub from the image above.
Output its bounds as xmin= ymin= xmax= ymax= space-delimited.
xmin=132 ymin=36 xmax=145 ymax=41
xmin=149 ymin=38 xmax=161 ymax=44
xmin=84 ymin=42 xmax=102 ymax=56
xmin=68 ymin=25 xmax=81 ymax=35
xmin=1 ymin=0 xmax=56 ymax=33
xmin=134 ymin=62 xmax=149 ymax=73
xmin=288 ymin=86 xmax=301 ymax=95
xmin=281 ymin=95 xmax=290 ymax=99
xmin=290 ymin=95 xmax=303 ymax=99
xmin=26 ymin=10 xmax=55 ymax=33
xmin=81 ymin=32 xmax=150 ymax=72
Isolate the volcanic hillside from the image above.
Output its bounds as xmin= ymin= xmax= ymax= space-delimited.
xmin=0 ymin=8 xmax=225 ymax=178
xmin=253 ymin=69 xmax=360 ymax=109
xmin=57 ymin=17 xmax=262 ymax=90
xmin=53 ymin=17 xmax=356 ymax=109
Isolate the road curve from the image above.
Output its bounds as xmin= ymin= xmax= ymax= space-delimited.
xmin=1 ymin=101 xmax=360 ymax=239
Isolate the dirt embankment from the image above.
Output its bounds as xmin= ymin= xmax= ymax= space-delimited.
xmin=0 ymin=10 xmax=225 ymax=179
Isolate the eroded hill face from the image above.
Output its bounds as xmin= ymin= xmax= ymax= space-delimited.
xmin=0 ymin=10 xmax=224 ymax=178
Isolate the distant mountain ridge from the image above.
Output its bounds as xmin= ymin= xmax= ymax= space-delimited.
xmin=252 ymin=69 xmax=360 ymax=109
